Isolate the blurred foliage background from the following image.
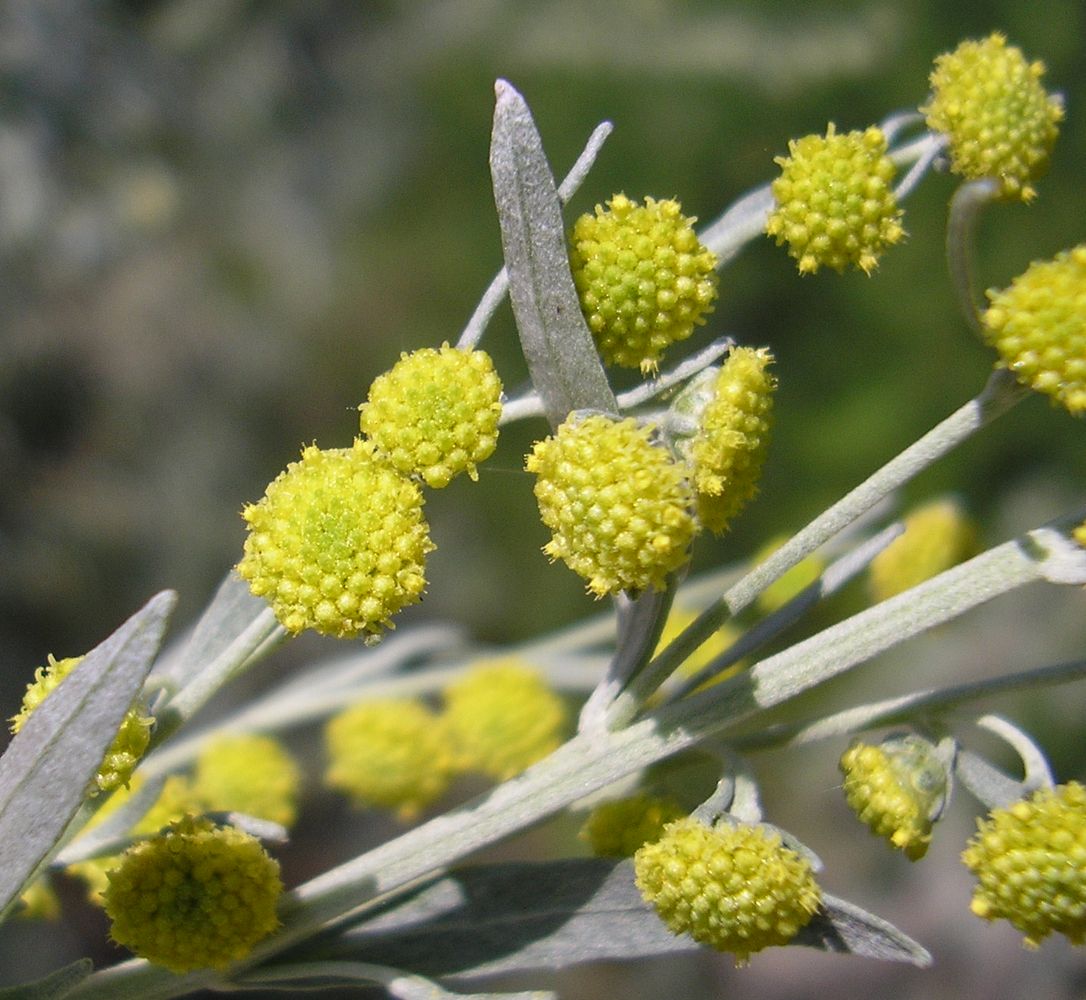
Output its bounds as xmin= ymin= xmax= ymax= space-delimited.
xmin=0 ymin=1 xmax=1083 ymax=997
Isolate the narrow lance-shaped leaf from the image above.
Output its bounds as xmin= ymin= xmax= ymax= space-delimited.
xmin=489 ymin=79 xmax=617 ymax=428
xmin=0 ymin=960 xmax=94 ymax=1000
xmin=0 ymin=591 xmax=175 ymax=918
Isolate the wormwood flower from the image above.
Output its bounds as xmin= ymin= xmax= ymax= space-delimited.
xmin=922 ymin=33 xmax=1063 ymax=202
xmin=766 ymin=124 xmax=904 ymax=275
xmin=682 ymin=346 xmax=776 ymax=535
xmin=869 ymin=498 xmax=977 ymax=602
xmin=982 ymin=245 xmax=1086 ymax=415
xmin=324 ymin=698 xmax=455 ymax=818
xmin=839 ymin=736 xmax=948 ymax=861
xmin=526 ymin=414 xmax=698 ymax=596
xmin=194 ymin=734 xmax=301 ymax=828
xmin=634 ymin=816 xmax=822 ymax=964
xmin=359 ymin=344 xmax=503 ymax=488
xmin=10 ymin=654 xmax=152 ymax=795
xmin=569 ymin=194 xmax=718 ymax=373
xmin=580 ymin=793 xmax=686 ymax=858
xmin=103 ymin=816 xmax=282 ymax=973
xmin=962 ymin=782 xmax=1086 ymax=947
xmin=238 ymin=439 xmax=433 ymax=639
xmin=442 ymin=659 xmax=568 ymax=780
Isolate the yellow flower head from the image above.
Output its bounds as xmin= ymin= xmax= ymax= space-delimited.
xmin=922 ymin=33 xmax=1063 ymax=201
xmin=360 ymin=344 xmax=503 ymax=489
xmin=634 ymin=816 xmax=821 ymax=964
xmin=982 ymin=245 xmax=1086 ymax=415
xmin=194 ymin=734 xmax=302 ymax=829
xmin=766 ymin=124 xmax=904 ymax=275
xmin=442 ymin=659 xmax=568 ymax=780
xmin=962 ymin=782 xmax=1086 ymax=947
xmin=526 ymin=414 xmax=698 ymax=596
xmin=103 ymin=816 xmax=282 ymax=973
xmin=580 ymin=793 xmax=686 ymax=858
xmin=238 ymin=439 xmax=433 ymax=639
xmin=10 ymin=654 xmax=152 ymax=795
xmin=570 ymin=194 xmax=718 ymax=373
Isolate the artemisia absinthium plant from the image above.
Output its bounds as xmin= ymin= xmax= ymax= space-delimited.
xmin=2 ymin=30 xmax=1085 ymax=1000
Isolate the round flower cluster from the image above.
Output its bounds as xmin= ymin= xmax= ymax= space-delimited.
xmin=634 ymin=816 xmax=821 ymax=964
xmin=526 ymin=414 xmax=697 ymax=596
xmin=194 ymin=734 xmax=301 ymax=829
xmin=569 ymin=194 xmax=718 ymax=373
xmin=580 ymin=793 xmax=686 ymax=858
xmin=962 ymin=782 xmax=1086 ymax=947
xmin=237 ymin=439 xmax=433 ymax=639
xmin=766 ymin=124 xmax=904 ymax=275
xmin=869 ymin=498 xmax=977 ymax=602
xmin=839 ymin=737 xmax=947 ymax=860
xmin=360 ymin=344 xmax=503 ymax=488
xmin=103 ymin=816 xmax=282 ymax=973
xmin=10 ymin=654 xmax=152 ymax=795
xmin=922 ymin=33 xmax=1063 ymax=202
xmin=982 ymin=245 xmax=1086 ymax=416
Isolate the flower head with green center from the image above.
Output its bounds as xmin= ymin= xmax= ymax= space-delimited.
xmin=982 ymin=245 xmax=1086 ymax=415
xmin=442 ymin=659 xmax=568 ymax=780
xmin=194 ymin=734 xmax=301 ymax=829
xmin=962 ymin=782 xmax=1086 ymax=947
xmin=359 ymin=343 xmax=503 ymax=489
xmin=766 ymin=124 xmax=904 ymax=275
xmin=10 ymin=654 xmax=152 ymax=795
xmin=679 ymin=346 xmax=776 ymax=535
xmin=238 ymin=439 xmax=433 ymax=639
xmin=569 ymin=194 xmax=718 ymax=373
xmin=580 ymin=793 xmax=686 ymax=858
xmin=526 ymin=414 xmax=698 ymax=596
xmin=839 ymin=736 xmax=948 ymax=861
xmin=324 ymin=698 xmax=456 ymax=819
xmin=634 ymin=816 xmax=822 ymax=964
xmin=869 ymin=498 xmax=978 ymax=602
xmin=103 ymin=816 xmax=282 ymax=973
xmin=922 ymin=33 xmax=1063 ymax=202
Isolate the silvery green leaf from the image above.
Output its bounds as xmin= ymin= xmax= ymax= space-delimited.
xmin=0 ymin=591 xmax=175 ymax=919
xmin=489 ymin=80 xmax=617 ymax=428
xmin=954 ymin=749 xmax=1028 ymax=810
xmin=796 ymin=893 xmax=931 ymax=966
xmin=0 ymin=960 xmax=93 ymax=999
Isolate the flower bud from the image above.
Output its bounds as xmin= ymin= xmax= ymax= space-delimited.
xmin=580 ymin=793 xmax=685 ymax=858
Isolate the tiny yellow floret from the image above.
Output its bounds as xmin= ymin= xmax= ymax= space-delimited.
xmin=962 ymin=782 xmax=1086 ymax=947
xmin=766 ymin=124 xmax=904 ymax=275
xmin=103 ymin=816 xmax=282 ymax=973
xmin=569 ymin=194 xmax=718 ymax=373
xmin=526 ymin=414 xmax=698 ymax=596
xmin=982 ymin=245 xmax=1086 ymax=416
xmin=238 ymin=439 xmax=433 ymax=639
xmin=580 ymin=793 xmax=686 ymax=858
xmin=194 ymin=734 xmax=302 ymax=829
xmin=442 ymin=659 xmax=568 ymax=780
xmin=922 ymin=33 xmax=1063 ymax=202
xmin=360 ymin=344 xmax=503 ymax=489
xmin=635 ymin=816 xmax=821 ymax=964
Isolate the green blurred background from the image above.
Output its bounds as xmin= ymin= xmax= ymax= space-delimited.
xmin=0 ymin=1 xmax=1083 ymax=996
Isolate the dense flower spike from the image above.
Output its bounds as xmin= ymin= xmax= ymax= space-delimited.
xmin=569 ymin=194 xmax=718 ymax=373
xmin=635 ymin=816 xmax=822 ymax=964
xmin=324 ymin=698 xmax=455 ymax=818
xmin=194 ymin=734 xmax=302 ymax=828
xmin=962 ymin=782 xmax=1086 ymax=947
xmin=766 ymin=124 xmax=904 ymax=275
xmin=526 ymin=414 xmax=698 ymax=596
xmin=10 ymin=654 xmax=152 ymax=795
xmin=442 ymin=659 xmax=568 ymax=780
xmin=359 ymin=344 xmax=503 ymax=488
xmin=869 ymin=498 xmax=977 ymax=602
xmin=922 ymin=33 xmax=1063 ymax=202
xmin=982 ymin=245 xmax=1086 ymax=415
xmin=238 ymin=439 xmax=433 ymax=638
xmin=104 ymin=816 xmax=281 ymax=972
xmin=580 ymin=793 xmax=686 ymax=858
xmin=839 ymin=736 xmax=948 ymax=860
xmin=682 ymin=347 xmax=776 ymax=535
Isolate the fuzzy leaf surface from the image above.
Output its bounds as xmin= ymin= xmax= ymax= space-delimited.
xmin=0 ymin=960 xmax=93 ymax=999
